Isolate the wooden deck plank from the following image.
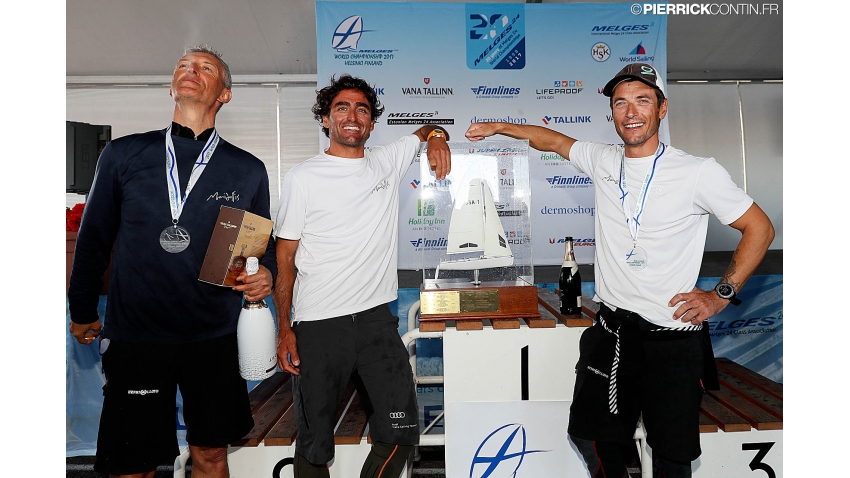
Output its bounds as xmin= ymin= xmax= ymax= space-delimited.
xmin=233 ymin=383 xmax=294 ymax=447
xmin=491 ymin=318 xmax=521 ymax=329
xmin=538 ymin=288 xmax=593 ymax=327
xmin=706 ymin=383 xmax=783 ymax=431
xmin=524 ymin=306 xmax=557 ymax=328
xmin=715 ymin=357 xmax=782 ymax=400
xmin=456 ymin=320 xmax=483 ymax=331
xmin=699 ymin=394 xmax=752 ymax=432
xmin=419 ymin=321 xmax=446 ymax=332
xmin=699 ymin=411 xmax=719 ymax=433
xmin=247 ymin=372 xmax=290 ymax=414
xmin=716 ymin=369 xmax=782 ymax=420
xmin=334 ymin=391 xmax=369 ymax=445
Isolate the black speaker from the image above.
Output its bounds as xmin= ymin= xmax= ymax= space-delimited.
xmin=67 ymin=121 xmax=111 ymax=193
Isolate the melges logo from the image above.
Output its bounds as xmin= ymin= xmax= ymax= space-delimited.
xmin=536 ymin=80 xmax=584 ymax=99
xmin=545 ymin=175 xmax=593 ymax=189
xmin=470 ymin=85 xmax=521 ymax=99
xmin=386 ymin=111 xmax=454 ymax=126
xmin=590 ymin=24 xmax=651 ymax=36
xmin=541 ymin=115 xmax=592 ymax=125
xmin=469 ymin=423 xmax=548 ymax=478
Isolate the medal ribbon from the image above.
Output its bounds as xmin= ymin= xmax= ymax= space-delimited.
xmin=618 ymin=143 xmax=665 ymax=253
xmin=164 ymin=124 xmax=219 ymax=224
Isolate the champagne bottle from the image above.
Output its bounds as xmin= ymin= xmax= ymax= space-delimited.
xmin=236 ymin=257 xmax=278 ymax=380
xmin=558 ymin=237 xmax=582 ymax=315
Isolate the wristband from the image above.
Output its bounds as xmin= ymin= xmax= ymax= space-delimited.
xmin=426 ymin=129 xmax=446 ymax=141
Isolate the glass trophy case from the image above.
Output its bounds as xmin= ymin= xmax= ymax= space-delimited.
xmin=418 ymin=140 xmax=538 ymax=327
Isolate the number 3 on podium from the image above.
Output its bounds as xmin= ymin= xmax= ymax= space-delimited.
xmin=742 ymin=442 xmax=776 ymax=478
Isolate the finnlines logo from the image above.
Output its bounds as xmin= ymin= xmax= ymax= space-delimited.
xmin=542 ymin=115 xmax=591 ymax=125
xmin=410 ymin=237 xmax=448 ymax=248
xmin=470 ymin=85 xmax=521 ymax=98
xmin=546 ymin=175 xmax=593 ymax=187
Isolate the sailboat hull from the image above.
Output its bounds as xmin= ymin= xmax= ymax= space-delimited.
xmin=438 ymin=255 xmax=514 ymax=271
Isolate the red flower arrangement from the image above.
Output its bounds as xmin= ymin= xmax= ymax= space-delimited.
xmin=67 ymin=203 xmax=85 ymax=232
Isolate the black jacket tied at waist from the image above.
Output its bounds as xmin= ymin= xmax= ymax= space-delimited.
xmin=592 ymin=303 xmax=719 ymax=415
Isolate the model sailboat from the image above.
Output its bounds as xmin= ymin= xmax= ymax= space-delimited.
xmin=437 ymin=178 xmax=513 ymax=277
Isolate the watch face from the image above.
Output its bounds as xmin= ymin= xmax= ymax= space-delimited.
xmin=716 ymin=283 xmax=734 ymax=298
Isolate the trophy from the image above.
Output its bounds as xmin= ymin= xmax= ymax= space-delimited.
xmin=418 ymin=140 xmax=539 ymax=331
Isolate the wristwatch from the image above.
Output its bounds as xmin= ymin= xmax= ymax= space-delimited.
xmin=714 ymin=282 xmax=741 ymax=306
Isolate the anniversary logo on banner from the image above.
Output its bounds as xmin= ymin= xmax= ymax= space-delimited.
xmin=316 ymin=1 xmax=668 ymax=268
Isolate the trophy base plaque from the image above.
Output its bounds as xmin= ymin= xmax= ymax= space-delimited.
xmin=419 ymin=280 xmax=540 ymax=331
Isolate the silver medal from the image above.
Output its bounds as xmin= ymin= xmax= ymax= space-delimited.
xmin=160 ymin=225 xmax=191 ymax=253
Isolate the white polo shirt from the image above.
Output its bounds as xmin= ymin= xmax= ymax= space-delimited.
xmin=569 ymin=141 xmax=753 ymax=327
xmin=274 ymin=135 xmax=422 ymax=323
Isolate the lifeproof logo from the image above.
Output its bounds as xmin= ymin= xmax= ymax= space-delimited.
xmin=536 ymin=80 xmax=584 ymax=99
xmin=469 ymin=423 xmax=549 ymax=478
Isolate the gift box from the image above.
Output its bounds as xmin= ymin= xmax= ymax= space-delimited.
xmin=198 ymin=206 xmax=273 ymax=286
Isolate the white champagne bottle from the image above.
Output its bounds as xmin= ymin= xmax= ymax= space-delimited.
xmin=236 ymin=257 xmax=278 ymax=380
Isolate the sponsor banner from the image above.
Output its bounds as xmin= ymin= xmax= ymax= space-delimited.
xmin=316 ymin=1 xmax=669 ymax=267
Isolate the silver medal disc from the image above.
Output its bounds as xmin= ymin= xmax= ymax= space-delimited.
xmin=625 ymin=246 xmax=648 ymax=271
xmin=160 ymin=225 xmax=191 ymax=253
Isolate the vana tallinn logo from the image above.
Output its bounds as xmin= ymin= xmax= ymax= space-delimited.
xmin=332 ymin=16 xmax=373 ymax=52
xmin=469 ymin=423 xmax=548 ymax=478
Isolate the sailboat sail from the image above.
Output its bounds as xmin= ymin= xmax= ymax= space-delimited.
xmin=482 ymin=179 xmax=511 ymax=258
xmin=446 ymin=179 xmax=485 ymax=254
xmin=439 ymin=178 xmax=513 ymax=271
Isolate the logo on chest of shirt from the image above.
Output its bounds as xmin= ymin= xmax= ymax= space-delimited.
xmin=601 ymin=175 xmax=619 ymax=185
xmin=371 ymin=178 xmax=391 ymax=194
xmin=207 ymin=191 xmax=240 ymax=202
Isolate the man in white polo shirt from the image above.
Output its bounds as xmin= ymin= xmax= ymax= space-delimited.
xmin=465 ymin=63 xmax=775 ymax=477
xmin=272 ymin=74 xmax=451 ymax=478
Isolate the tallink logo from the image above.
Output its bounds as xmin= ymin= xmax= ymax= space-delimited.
xmin=541 ymin=115 xmax=592 ymax=125
xmin=332 ymin=16 xmax=373 ymax=52
xmin=469 ymin=423 xmax=548 ymax=478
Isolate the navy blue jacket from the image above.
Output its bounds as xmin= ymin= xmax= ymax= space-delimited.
xmin=68 ymin=128 xmax=277 ymax=345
